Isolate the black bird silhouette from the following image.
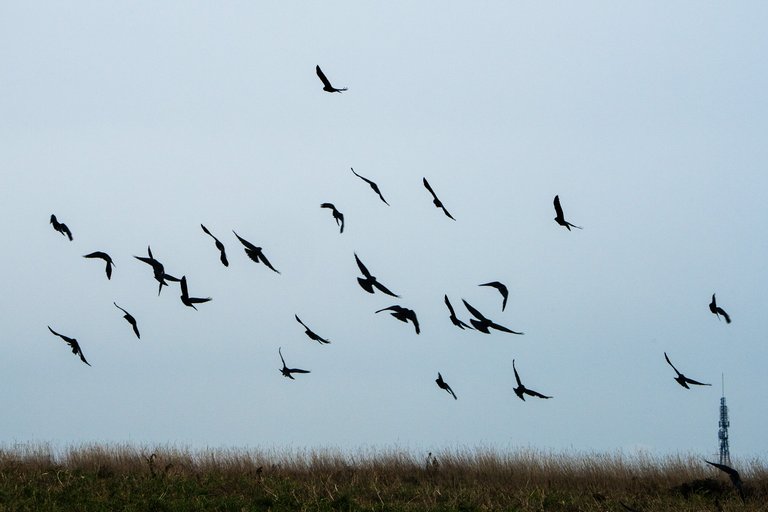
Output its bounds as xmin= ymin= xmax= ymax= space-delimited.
xmin=553 ymin=195 xmax=582 ymax=230
xmin=50 ymin=214 xmax=73 ymax=241
xmin=232 ymin=231 xmax=280 ymax=274
xmin=664 ymin=352 xmax=711 ymax=389
xmin=422 ymin=178 xmax=455 ymax=220
xmin=709 ymin=294 xmax=731 ymax=324
xmin=705 ymin=460 xmax=745 ymax=501
xmin=279 ymin=347 xmax=310 ymax=379
xmin=354 ymin=253 xmax=399 ymax=297
xmin=462 ymin=299 xmax=523 ymax=335
xmin=479 ymin=281 xmax=508 ymax=311
xmin=435 ymin=372 xmax=457 ymax=400
xmin=351 ymin=168 xmax=389 ymax=205
xmin=375 ymin=305 xmax=420 ymax=334
xmin=316 ymin=65 xmax=347 ymax=93
xmin=47 ymin=326 xmax=90 ymax=366
xmin=320 ymin=203 xmax=345 ymax=233
xmin=295 ymin=315 xmax=331 ymax=344
xmin=114 ymin=302 xmax=140 ymax=339
xmin=83 ymin=251 xmax=115 ymax=280
xmin=179 ymin=275 xmax=212 ymax=310
xmin=444 ymin=295 xmax=472 ymax=330
xmin=513 ymin=360 xmax=551 ymax=401
xmin=134 ymin=246 xmax=180 ymax=295
xmin=201 ymin=224 xmax=228 ymax=267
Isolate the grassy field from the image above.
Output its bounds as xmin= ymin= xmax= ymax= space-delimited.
xmin=0 ymin=444 xmax=765 ymax=511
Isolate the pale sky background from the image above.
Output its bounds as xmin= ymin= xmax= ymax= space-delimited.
xmin=1 ymin=2 xmax=767 ymax=460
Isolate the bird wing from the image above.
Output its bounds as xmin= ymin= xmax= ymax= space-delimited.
xmin=188 ymin=297 xmax=212 ymax=304
xmin=201 ymin=224 xmax=217 ymax=241
xmin=407 ymin=309 xmax=420 ymax=334
xmin=258 ymin=251 xmax=280 ymax=274
xmin=554 ymin=195 xmax=564 ymax=219
xmin=422 ymin=177 xmax=437 ymax=200
xmin=462 ymin=300 xmax=488 ymax=321
xmin=76 ymin=345 xmax=91 ymax=366
xmin=354 ymin=253 xmax=372 ymax=278
xmin=513 ymin=360 xmax=522 ymax=387
xmin=664 ymin=352 xmax=681 ymax=376
xmin=373 ymin=280 xmax=399 ymax=297
xmin=444 ymin=295 xmax=457 ymax=316
xmin=320 ymin=203 xmax=335 ymax=210
xmin=705 ymin=460 xmax=739 ymax=478
xmin=716 ymin=307 xmax=731 ymax=323
xmin=232 ymin=231 xmax=258 ymax=251
xmin=525 ymin=389 xmax=551 ymax=399
xmin=295 ymin=315 xmax=308 ymax=329
xmin=135 ymin=256 xmax=162 ymax=273
xmin=375 ymin=306 xmax=397 ymax=314
xmin=279 ymin=347 xmax=287 ymax=367
xmin=351 ymin=167 xmax=371 ymax=184
xmin=288 ymin=368 xmax=311 ymax=374
xmin=316 ymin=65 xmax=332 ymax=88
xmin=48 ymin=326 xmax=63 ymax=339
xmin=489 ymin=322 xmax=524 ymax=335
xmin=441 ymin=205 xmax=456 ymax=220
xmin=180 ymin=276 xmax=189 ymax=297
xmin=113 ymin=302 xmax=128 ymax=315
xmin=684 ymin=377 xmax=711 ymax=386
xmin=132 ymin=323 xmax=141 ymax=339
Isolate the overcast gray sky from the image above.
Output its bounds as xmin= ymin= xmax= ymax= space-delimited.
xmin=2 ymin=2 xmax=767 ymax=459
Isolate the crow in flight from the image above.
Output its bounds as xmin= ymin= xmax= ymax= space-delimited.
xmin=295 ymin=315 xmax=331 ymax=344
xmin=553 ymin=195 xmax=582 ymax=230
xmin=47 ymin=326 xmax=90 ymax=366
xmin=375 ymin=305 xmax=420 ymax=334
xmin=435 ymin=372 xmax=457 ymax=400
xmin=179 ymin=275 xmax=211 ymax=310
xmin=513 ymin=359 xmax=551 ymax=401
xmin=50 ymin=214 xmax=73 ymax=241
xmin=444 ymin=295 xmax=472 ymax=330
xmin=351 ymin=168 xmax=389 ymax=205
xmin=134 ymin=246 xmax=180 ymax=295
xmin=709 ymin=294 xmax=731 ymax=324
xmin=422 ymin=178 xmax=455 ymax=220
xmin=320 ymin=203 xmax=344 ymax=233
xmin=83 ymin=251 xmax=115 ymax=280
xmin=201 ymin=224 xmax=228 ymax=267
xmin=316 ymin=65 xmax=347 ymax=93
xmin=232 ymin=231 xmax=280 ymax=274
xmin=355 ymin=253 xmax=399 ymax=297
xmin=705 ymin=460 xmax=745 ymax=502
xmin=279 ymin=347 xmax=310 ymax=379
xmin=462 ymin=299 xmax=523 ymax=335
xmin=479 ymin=281 xmax=508 ymax=311
xmin=114 ymin=302 xmax=140 ymax=339
xmin=664 ymin=352 xmax=711 ymax=389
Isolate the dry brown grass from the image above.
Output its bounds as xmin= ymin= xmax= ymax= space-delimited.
xmin=0 ymin=443 xmax=765 ymax=511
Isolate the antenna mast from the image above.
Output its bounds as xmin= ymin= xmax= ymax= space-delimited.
xmin=718 ymin=374 xmax=731 ymax=466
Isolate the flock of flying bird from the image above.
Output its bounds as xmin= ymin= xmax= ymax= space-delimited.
xmin=45 ymin=64 xmax=744 ymax=500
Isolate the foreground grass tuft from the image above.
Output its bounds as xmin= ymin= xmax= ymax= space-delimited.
xmin=0 ymin=444 xmax=765 ymax=511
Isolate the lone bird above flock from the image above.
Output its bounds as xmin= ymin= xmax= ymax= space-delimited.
xmin=320 ymin=203 xmax=344 ymax=234
xmin=354 ymin=253 xmax=399 ymax=297
xmin=462 ymin=299 xmax=523 ymax=335
xmin=444 ymin=295 xmax=472 ymax=330
xmin=705 ymin=460 xmax=745 ymax=501
xmin=201 ymin=224 xmax=228 ymax=267
xmin=295 ymin=315 xmax=331 ymax=344
xmin=709 ymin=294 xmax=731 ymax=324
xmin=316 ymin=65 xmax=347 ymax=93
xmin=513 ymin=359 xmax=551 ymax=401
xmin=553 ymin=195 xmax=582 ymax=230
xmin=232 ymin=231 xmax=280 ymax=274
xmin=435 ymin=372 xmax=457 ymax=400
xmin=422 ymin=177 xmax=455 ymax=220
xmin=50 ymin=214 xmax=73 ymax=241
xmin=114 ymin=302 xmax=140 ymax=339
xmin=279 ymin=347 xmax=310 ymax=380
xmin=375 ymin=305 xmax=420 ymax=334
xmin=83 ymin=251 xmax=115 ymax=280
xmin=664 ymin=352 xmax=711 ymax=389
xmin=351 ymin=168 xmax=389 ymax=206
xmin=479 ymin=281 xmax=508 ymax=311
xmin=179 ymin=275 xmax=212 ymax=310
xmin=47 ymin=326 xmax=90 ymax=366
xmin=134 ymin=246 xmax=180 ymax=295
